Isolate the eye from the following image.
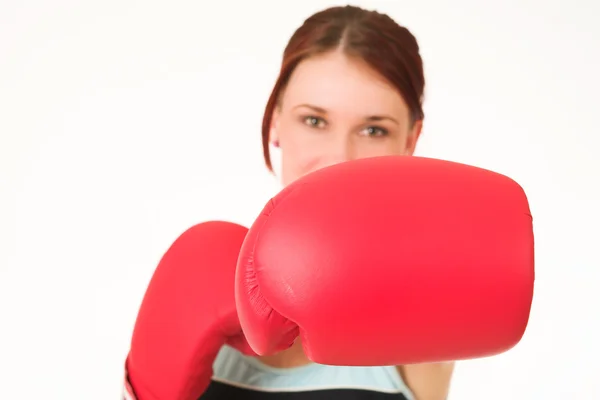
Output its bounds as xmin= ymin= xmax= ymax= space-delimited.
xmin=302 ymin=116 xmax=327 ymax=129
xmin=361 ymin=126 xmax=388 ymax=137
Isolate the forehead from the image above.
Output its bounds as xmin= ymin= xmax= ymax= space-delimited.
xmin=282 ymin=51 xmax=408 ymax=117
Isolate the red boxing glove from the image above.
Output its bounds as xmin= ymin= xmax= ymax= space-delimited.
xmin=125 ymin=221 xmax=253 ymax=400
xmin=235 ymin=156 xmax=534 ymax=366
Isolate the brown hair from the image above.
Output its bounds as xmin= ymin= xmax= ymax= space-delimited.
xmin=262 ymin=5 xmax=426 ymax=171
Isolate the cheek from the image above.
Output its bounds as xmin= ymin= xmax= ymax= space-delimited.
xmin=355 ymin=134 xmax=413 ymax=158
xmin=357 ymin=142 xmax=404 ymax=158
xmin=281 ymin=140 xmax=324 ymax=184
xmin=278 ymin=123 xmax=327 ymax=183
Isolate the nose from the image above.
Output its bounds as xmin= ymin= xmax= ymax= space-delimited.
xmin=321 ymin=135 xmax=357 ymax=169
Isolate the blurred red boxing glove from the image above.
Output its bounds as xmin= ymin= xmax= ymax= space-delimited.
xmin=125 ymin=221 xmax=254 ymax=400
xmin=235 ymin=156 xmax=534 ymax=366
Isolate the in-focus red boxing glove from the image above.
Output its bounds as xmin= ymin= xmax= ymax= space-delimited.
xmin=235 ymin=156 xmax=534 ymax=366
xmin=125 ymin=221 xmax=254 ymax=400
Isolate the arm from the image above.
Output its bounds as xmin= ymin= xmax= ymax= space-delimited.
xmin=397 ymin=362 xmax=455 ymax=400
xmin=123 ymin=368 xmax=137 ymax=400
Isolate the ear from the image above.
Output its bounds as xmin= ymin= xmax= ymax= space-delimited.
xmin=269 ymin=108 xmax=281 ymax=147
xmin=404 ymin=120 xmax=423 ymax=155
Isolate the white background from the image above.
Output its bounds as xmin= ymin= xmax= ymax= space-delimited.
xmin=1 ymin=0 xmax=599 ymax=399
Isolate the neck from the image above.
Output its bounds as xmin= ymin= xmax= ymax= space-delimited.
xmin=257 ymin=339 xmax=312 ymax=369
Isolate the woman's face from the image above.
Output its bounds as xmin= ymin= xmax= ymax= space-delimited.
xmin=270 ymin=50 xmax=423 ymax=186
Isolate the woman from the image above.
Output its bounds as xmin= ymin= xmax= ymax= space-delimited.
xmin=216 ymin=5 xmax=454 ymax=399
xmin=126 ymin=5 xmax=455 ymax=400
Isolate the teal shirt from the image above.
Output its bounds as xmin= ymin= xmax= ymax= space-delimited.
xmin=211 ymin=345 xmax=415 ymax=399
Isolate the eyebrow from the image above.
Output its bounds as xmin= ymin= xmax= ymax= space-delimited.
xmin=292 ymin=103 xmax=400 ymax=125
xmin=293 ymin=104 xmax=327 ymax=113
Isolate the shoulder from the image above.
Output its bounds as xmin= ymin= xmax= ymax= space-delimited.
xmin=212 ymin=345 xmax=416 ymax=399
xmin=396 ymin=362 xmax=455 ymax=400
